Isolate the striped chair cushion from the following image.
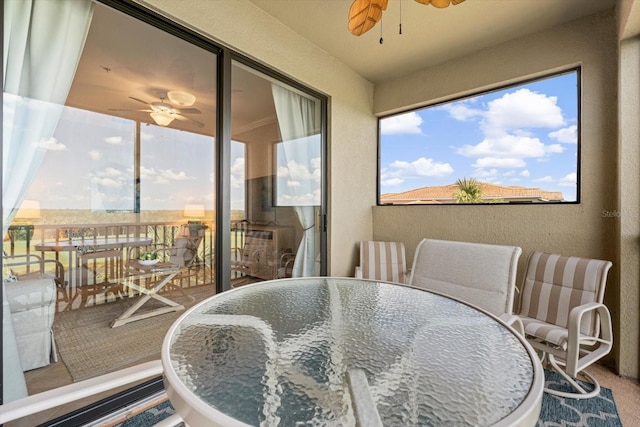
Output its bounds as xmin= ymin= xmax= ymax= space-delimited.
xmin=520 ymin=317 xmax=570 ymax=348
xmin=519 ymin=252 xmax=612 ymax=339
xmin=359 ymin=241 xmax=407 ymax=283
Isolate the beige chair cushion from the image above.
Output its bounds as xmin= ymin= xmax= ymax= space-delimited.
xmin=409 ymin=239 xmax=521 ymax=317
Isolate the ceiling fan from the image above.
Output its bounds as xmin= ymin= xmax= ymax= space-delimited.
xmin=109 ymin=90 xmax=204 ymax=128
xmin=348 ymin=0 xmax=465 ymax=37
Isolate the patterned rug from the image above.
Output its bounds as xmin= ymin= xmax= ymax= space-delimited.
xmin=110 ymin=369 xmax=621 ymax=426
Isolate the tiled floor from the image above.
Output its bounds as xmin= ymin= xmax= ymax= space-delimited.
xmin=589 ymin=362 xmax=640 ymax=426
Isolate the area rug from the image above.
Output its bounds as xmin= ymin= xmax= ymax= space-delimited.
xmin=110 ymin=369 xmax=622 ymax=426
xmin=53 ymin=286 xmax=217 ymax=381
xmin=537 ymin=370 xmax=622 ymax=427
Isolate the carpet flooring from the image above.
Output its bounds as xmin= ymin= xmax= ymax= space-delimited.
xmin=110 ymin=370 xmax=621 ymax=426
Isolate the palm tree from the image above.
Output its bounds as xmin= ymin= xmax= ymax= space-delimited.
xmin=453 ymin=178 xmax=483 ymax=203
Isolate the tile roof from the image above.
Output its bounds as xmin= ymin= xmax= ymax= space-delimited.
xmin=381 ymin=182 xmax=564 ymax=204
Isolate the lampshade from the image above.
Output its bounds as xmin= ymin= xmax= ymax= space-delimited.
xmin=150 ymin=112 xmax=175 ymax=126
xmin=183 ymin=204 xmax=205 ymax=218
xmin=15 ymin=200 xmax=41 ymax=220
xmin=167 ymin=90 xmax=196 ymax=107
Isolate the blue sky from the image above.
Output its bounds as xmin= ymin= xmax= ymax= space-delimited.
xmin=17 ymin=103 xmax=216 ymax=211
xmin=12 ymin=97 xmax=320 ymax=212
xmin=379 ymin=71 xmax=579 ymax=201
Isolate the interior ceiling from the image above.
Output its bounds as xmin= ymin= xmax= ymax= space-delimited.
xmin=248 ymin=0 xmax=616 ymax=83
xmin=66 ymin=0 xmax=616 ymax=136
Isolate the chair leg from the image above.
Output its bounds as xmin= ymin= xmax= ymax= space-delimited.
xmin=545 ymin=354 xmax=601 ymax=399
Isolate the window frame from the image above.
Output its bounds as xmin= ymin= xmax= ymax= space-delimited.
xmin=377 ymin=67 xmax=582 ymax=206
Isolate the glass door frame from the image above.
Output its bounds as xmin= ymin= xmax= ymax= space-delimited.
xmin=1 ymin=0 xmax=328 ymax=421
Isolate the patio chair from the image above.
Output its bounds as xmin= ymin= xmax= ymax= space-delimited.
xmin=355 ymin=240 xmax=408 ymax=284
xmin=3 ymin=252 xmax=68 ymax=311
xmin=408 ymin=239 xmax=522 ymax=327
xmin=276 ymin=251 xmax=296 ymax=279
xmin=77 ymin=249 xmax=124 ymax=305
xmin=516 ymin=251 xmax=613 ymax=399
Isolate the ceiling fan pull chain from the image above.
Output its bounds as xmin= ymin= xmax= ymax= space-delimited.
xmin=399 ymin=0 xmax=402 ymax=35
xmin=379 ymin=15 xmax=384 ymax=44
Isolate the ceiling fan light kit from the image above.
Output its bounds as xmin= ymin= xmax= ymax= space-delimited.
xmin=167 ymin=90 xmax=196 ymax=106
xmin=348 ymin=0 xmax=465 ymax=36
xmin=150 ymin=111 xmax=175 ymax=126
xmin=109 ymin=91 xmax=204 ymax=128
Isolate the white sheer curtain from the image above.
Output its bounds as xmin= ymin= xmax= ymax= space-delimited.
xmin=2 ymin=0 xmax=93 ymax=237
xmin=271 ymin=84 xmax=320 ymax=277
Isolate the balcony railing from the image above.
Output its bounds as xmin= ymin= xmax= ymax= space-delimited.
xmin=5 ymin=222 xmax=215 ymax=311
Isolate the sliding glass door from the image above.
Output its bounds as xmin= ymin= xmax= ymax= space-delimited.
xmin=229 ymin=62 xmax=323 ymax=287
xmin=2 ymin=0 xmax=326 ymax=419
xmin=2 ymin=0 xmax=218 ymax=408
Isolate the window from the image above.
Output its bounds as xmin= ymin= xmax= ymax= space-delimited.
xmin=379 ymin=69 xmax=580 ymax=205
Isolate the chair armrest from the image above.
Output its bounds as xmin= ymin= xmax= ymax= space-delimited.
xmin=566 ymin=302 xmax=613 ymax=376
xmin=498 ymin=313 xmax=524 ymax=336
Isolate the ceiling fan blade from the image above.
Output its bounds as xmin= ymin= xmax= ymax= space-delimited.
xmin=173 ymin=107 xmax=201 ymax=114
xmin=173 ymin=114 xmax=205 ymax=128
xmin=108 ymin=108 xmax=153 ymax=112
xmin=129 ymin=96 xmax=151 ymax=105
xmin=348 ymin=0 xmax=388 ymax=36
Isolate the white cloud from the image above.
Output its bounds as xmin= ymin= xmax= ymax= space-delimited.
xmin=545 ymin=144 xmax=564 ymax=154
xmin=381 ymin=177 xmax=404 ymax=187
xmin=534 ymin=176 xmax=554 ymax=183
xmin=159 ymin=169 xmax=193 ymax=181
xmin=105 ymin=136 xmax=124 ymax=145
xmin=381 ymin=112 xmax=422 ymax=135
xmin=230 ymin=157 xmax=245 ymax=176
xmin=442 ymin=103 xmax=483 ymax=121
xmin=472 ymin=157 xmax=526 ymax=168
xmin=458 ymin=134 xmax=546 ymax=158
xmin=483 ymin=88 xmax=565 ymax=135
xmin=89 ymin=150 xmax=102 ymax=160
xmin=140 ymin=132 xmax=154 ymax=141
xmin=472 ymin=168 xmax=498 ymax=180
xmin=33 ymin=137 xmax=66 ymax=151
xmin=278 ymin=189 xmax=321 ymax=206
xmin=278 ymin=160 xmax=315 ymax=181
xmin=92 ymin=177 xmax=122 ymax=188
xmin=140 ymin=166 xmax=157 ymax=179
xmin=549 ymin=125 xmax=577 ymax=144
xmin=287 ymin=180 xmax=301 ymax=187
xmin=389 ymin=157 xmax=454 ymax=177
xmin=154 ymin=176 xmax=170 ymax=184
xmin=98 ymin=167 xmax=124 ymax=177
xmin=558 ymin=172 xmax=577 ymax=187
xmin=521 ymin=170 xmax=530 ymax=177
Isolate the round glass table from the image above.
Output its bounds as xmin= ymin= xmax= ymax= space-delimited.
xmin=162 ymin=277 xmax=543 ymax=426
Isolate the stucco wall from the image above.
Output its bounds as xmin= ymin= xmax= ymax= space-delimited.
xmin=619 ymin=36 xmax=640 ymax=379
xmin=138 ymin=0 xmax=377 ymax=276
xmin=373 ymin=11 xmax=638 ymax=377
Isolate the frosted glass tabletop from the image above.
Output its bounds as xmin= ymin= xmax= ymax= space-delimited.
xmin=162 ymin=277 xmax=543 ymax=426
